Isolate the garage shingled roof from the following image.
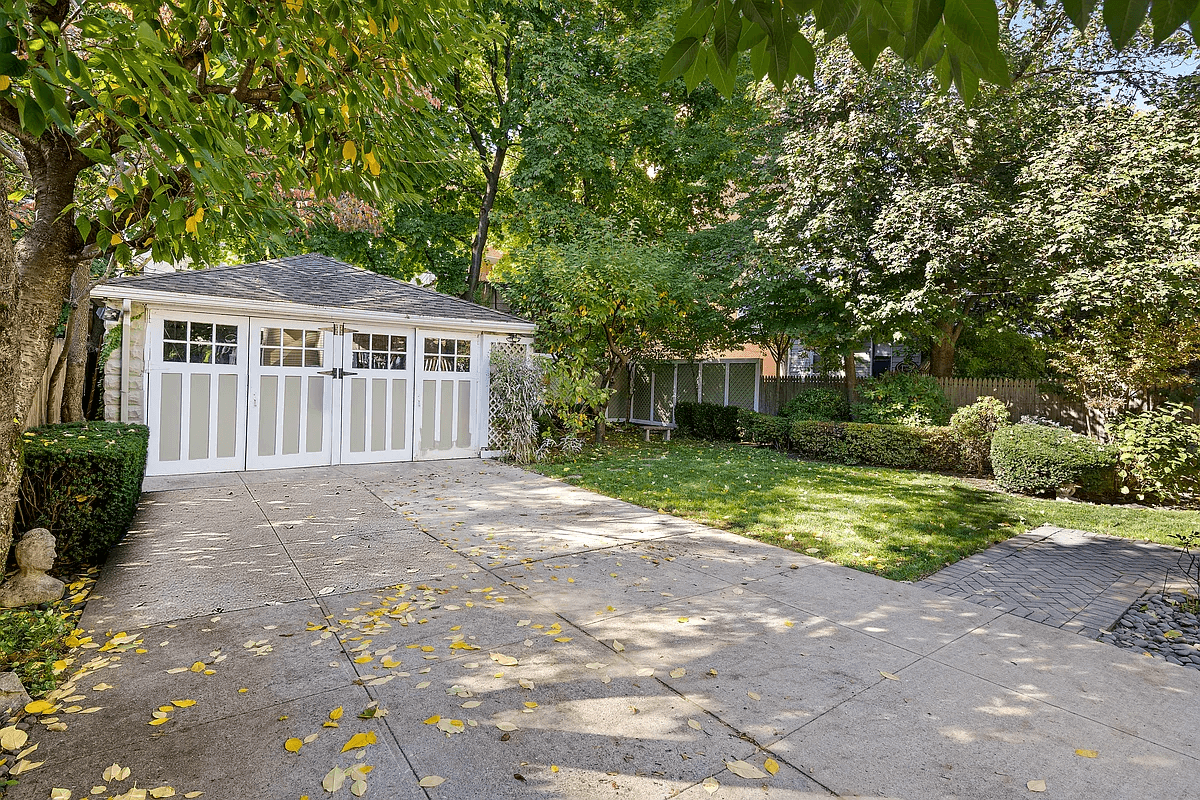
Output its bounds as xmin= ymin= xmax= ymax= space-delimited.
xmin=100 ymin=253 xmax=530 ymax=326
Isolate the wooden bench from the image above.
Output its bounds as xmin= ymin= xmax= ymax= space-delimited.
xmin=637 ymin=425 xmax=673 ymax=442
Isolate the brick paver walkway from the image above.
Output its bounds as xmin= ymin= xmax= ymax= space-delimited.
xmin=917 ymin=524 xmax=1187 ymax=635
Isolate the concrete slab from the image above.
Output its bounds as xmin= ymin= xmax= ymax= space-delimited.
xmin=284 ymin=529 xmax=454 ymax=595
xmin=756 ymin=564 xmax=1004 ymax=656
xmin=363 ymin=633 xmax=758 ymax=799
xmin=765 ymin=658 xmax=1199 ymax=800
xmin=39 ymin=601 xmax=352 ymax=753
xmin=928 ymin=612 xmax=1200 ymax=756
xmin=587 ymin=586 xmax=922 ymax=744
xmin=496 ymin=546 xmax=732 ymax=628
xmin=82 ymin=542 xmax=312 ymax=629
xmin=140 ymin=471 xmax=246 ymax=492
xmin=23 ymin=684 xmax=424 ymax=800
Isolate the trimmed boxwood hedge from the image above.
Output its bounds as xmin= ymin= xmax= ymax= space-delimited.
xmin=674 ymin=401 xmax=739 ymax=441
xmin=17 ymin=421 xmax=149 ymax=567
xmin=786 ymin=419 xmax=968 ymax=472
xmin=737 ymin=409 xmax=792 ymax=449
xmin=990 ymin=423 xmax=1119 ymax=500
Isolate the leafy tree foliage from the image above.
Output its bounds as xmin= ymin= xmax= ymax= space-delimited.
xmin=666 ymin=0 xmax=1200 ymax=100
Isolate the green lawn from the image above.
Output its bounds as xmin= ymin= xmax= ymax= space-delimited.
xmin=529 ymin=435 xmax=1200 ymax=582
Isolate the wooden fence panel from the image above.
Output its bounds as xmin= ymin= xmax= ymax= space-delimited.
xmin=759 ymin=375 xmax=1198 ymax=438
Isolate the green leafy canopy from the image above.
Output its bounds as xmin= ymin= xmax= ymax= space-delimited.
xmin=664 ymin=0 xmax=1200 ymax=100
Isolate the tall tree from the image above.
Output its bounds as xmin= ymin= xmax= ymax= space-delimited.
xmin=0 ymin=0 xmax=463 ymax=561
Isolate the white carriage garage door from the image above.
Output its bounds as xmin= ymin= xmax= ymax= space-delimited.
xmin=146 ymin=312 xmax=480 ymax=476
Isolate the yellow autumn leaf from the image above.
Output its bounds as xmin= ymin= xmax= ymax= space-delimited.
xmin=0 ymin=76 xmax=10 ymax=91
xmin=106 ymin=187 xmax=119 ymax=200
xmin=189 ymin=661 xmax=205 ymax=673
xmin=329 ymin=706 xmax=344 ymax=720
xmin=418 ymin=776 xmax=445 ymax=788
xmin=550 ymin=765 xmax=559 ymax=773
xmin=669 ymin=668 xmax=685 ymax=678
xmin=51 ymin=789 xmax=71 ymax=800
xmin=149 ymin=717 xmax=170 ymax=726
xmin=110 ymin=233 xmax=122 ymax=246
xmin=323 ymin=767 xmax=346 ymax=793
xmin=0 ymin=726 xmax=28 ymax=750
xmin=702 ymin=777 xmax=719 ymax=794
xmin=495 ymin=722 xmax=519 ymax=731
xmin=764 ymin=758 xmax=779 ymax=776
xmin=184 ymin=793 xmax=203 ymax=798
xmin=354 ymin=655 xmax=372 ymax=664
xmin=367 ymin=16 xmax=378 ymax=35
xmin=554 ymin=637 xmax=572 ymax=643
xmin=1075 ymin=749 xmax=1098 ymax=758
xmin=879 ymin=671 xmax=900 ymax=681
xmin=172 ymin=700 xmax=196 ymax=708
xmin=149 ymin=787 xmax=176 ymax=798
xmin=423 ymin=715 xmax=441 ymax=725
xmin=341 ymin=103 xmax=351 ymax=123
xmin=285 ymin=0 xmax=302 ymax=11
xmin=341 ymin=731 xmax=377 ymax=752
xmin=1028 ymin=779 xmax=1047 ymax=792
xmin=343 ymin=140 xmax=357 ymax=162
xmin=389 ymin=17 xmax=399 ymax=33
xmin=284 ymin=738 xmax=303 ymax=752
xmin=295 ymin=64 xmax=307 ymax=86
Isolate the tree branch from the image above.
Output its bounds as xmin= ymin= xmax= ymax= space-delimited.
xmin=0 ymin=137 xmax=31 ymax=186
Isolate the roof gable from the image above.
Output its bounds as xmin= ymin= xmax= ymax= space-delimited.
xmin=98 ymin=253 xmax=530 ymax=327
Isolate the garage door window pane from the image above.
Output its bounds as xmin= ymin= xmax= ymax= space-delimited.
xmin=261 ymin=327 xmax=322 ymax=368
xmin=214 ymin=345 xmax=237 ymax=365
xmin=164 ymin=320 xmax=187 ymax=341
xmin=163 ymin=342 xmax=186 ymax=362
xmin=190 ymin=344 xmax=212 ymax=363
xmin=424 ymin=338 xmax=472 ymax=372
xmin=216 ymin=324 xmax=238 ymax=344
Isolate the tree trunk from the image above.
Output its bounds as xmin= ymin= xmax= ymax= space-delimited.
xmin=464 ymin=145 xmax=507 ymax=302
xmin=60 ymin=262 xmax=92 ymax=422
xmin=929 ymin=319 xmax=965 ymax=378
xmin=843 ymin=352 xmax=858 ymax=409
xmin=0 ymin=142 xmax=87 ymax=563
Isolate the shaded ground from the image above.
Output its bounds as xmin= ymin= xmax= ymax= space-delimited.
xmin=16 ymin=460 xmax=1200 ymax=800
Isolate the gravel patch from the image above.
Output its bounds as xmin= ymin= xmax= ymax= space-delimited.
xmin=1098 ymin=592 xmax=1200 ymax=670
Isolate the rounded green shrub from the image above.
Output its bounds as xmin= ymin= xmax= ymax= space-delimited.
xmin=852 ymin=373 xmax=952 ymax=426
xmin=990 ymin=424 xmax=1119 ymax=499
xmin=780 ymin=387 xmax=850 ymax=421
xmin=950 ymin=396 xmax=1012 ymax=475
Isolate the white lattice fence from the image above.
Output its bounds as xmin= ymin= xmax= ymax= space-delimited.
xmin=486 ymin=341 xmax=532 ymax=453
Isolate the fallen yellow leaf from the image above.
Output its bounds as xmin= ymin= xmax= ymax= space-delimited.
xmin=879 ymin=671 xmax=900 ymax=681
xmin=725 ymin=760 xmax=767 ymax=779
xmin=329 ymin=707 xmax=344 ymax=720
xmin=418 ymin=776 xmax=445 ymax=788
xmin=1075 ymin=749 xmax=1098 ymax=758
xmin=424 ymin=715 xmax=441 ymax=725
xmin=342 ymin=731 xmax=377 ymax=752
xmin=172 ymin=700 xmax=196 ymax=708
xmin=764 ymin=757 xmax=779 ymax=775
xmin=1028 ymin=779 xmax=1047 ymax=792
xmin=284 ymin=738 xmax=303 ymax=753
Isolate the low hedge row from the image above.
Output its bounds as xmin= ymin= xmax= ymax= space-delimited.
xmin=17 ymin=421 xmax=149 ymax=567
xmin=674 ymin=401 xmax=739 ymax=441
xmin=737 ymin=410 xmax=969 ymax=472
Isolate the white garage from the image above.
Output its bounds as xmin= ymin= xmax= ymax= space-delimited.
xmin=95 ymin=254 xmax=535 ymax=476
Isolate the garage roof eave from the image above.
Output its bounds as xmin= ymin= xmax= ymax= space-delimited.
xmin=93 ymin=285 xmax=537 ymax=335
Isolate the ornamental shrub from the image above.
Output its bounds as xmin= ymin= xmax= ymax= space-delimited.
xmin=990 ymin=424 xmax=1119 ymax=499
xmin=1112 ymin=403 xmax=1200 ymax=503
xmin=779 ymin=387 xmax=850 ymax=421
xmin=17 ymin=421 xmax=149 ymax=567
xmin=788 ymin=419 xmax=969 ymax=472
xmin=737 ymin=410 xmax=791 ymax=449
xmin=674 ymin=401 xmax=738 ymax=441
xmin=950 ymin=396 xmax=1012 ymax=475
xmin=0 ymin=607 xmax=70 ymax=696
xmin=852 ymin=373 xmax=952 ymax=426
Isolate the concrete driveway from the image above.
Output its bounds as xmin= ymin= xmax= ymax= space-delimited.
xmin=21 ymin=461 xmax=1200 ymax=800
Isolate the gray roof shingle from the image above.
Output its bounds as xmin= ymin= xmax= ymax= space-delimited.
xmin=99 ymin=253 xmax=531 ymax=327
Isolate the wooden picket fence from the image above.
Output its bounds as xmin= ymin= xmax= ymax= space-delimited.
xmin=759 ymin=376 xmax=1199 ymax=438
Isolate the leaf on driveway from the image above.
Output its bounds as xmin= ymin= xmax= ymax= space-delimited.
xmin=329 ymin=707 xmax=344 ymax=721
xmin=1027 ymin=779 xmax=1047 ymax=792
xmin=725 ymin=760 xmax=768 ymax=779
xmin=496 ymin=722 xmax=519 ymax=731
xmin=149 ymin=787 xmax=176 ymax=798
xmin=764 ymin=758 xmax=779 ymax=775
xmin=323 ymin=767 xmax=346 ymax=792
xmin=350 ymin=780 xmax=367 ymax=797
xmin=284 ymin=738 xmax=303 ymax=753
xmin=519 ymin=678 xmax=535 ymax=690
xmin=0 ymin=726 xmax=28 ymax=750
xmin=669 ymin=668 xmax=685 ymax=678
xmin=490 ymin=653 xmax=519 ymax=666
xmin=879 ymin=671 xmax=900 ymax=681
xmin=687 ymin=719 xmax=703 ymax=731
xmin=1075 ymin=749 xmax=1098 ymax=758
xmin=51 ymin=790 xmax=72 ymax=800
xmin=585 ymin=662 xmax=607 ymax=670
xmin=342 ymin=731 xmax=377 ymax=752
xmin=747 ymin=691 xmax=761 ymax=701
xmin=702 ymin=777 xmax=719 ymax=794
xmin=612 ymin=640 xmax=625 ymax=652
xmin=418 ymin=776 xmax=445 ymax=787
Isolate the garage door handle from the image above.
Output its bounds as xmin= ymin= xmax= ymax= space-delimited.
xmin=317 ymin=369 xmax=338 ymax=376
